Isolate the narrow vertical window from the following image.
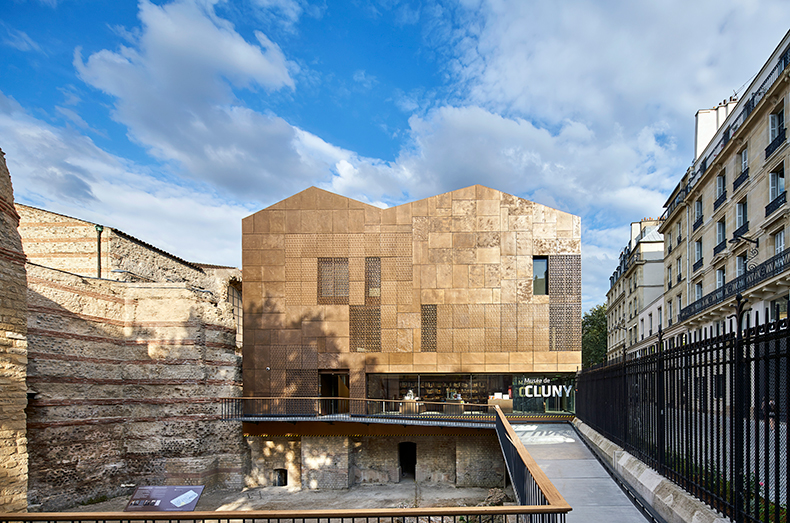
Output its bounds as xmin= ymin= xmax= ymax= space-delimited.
xmin=770 ymin=166 xmax=785 ymax=201
xmin=533 ymin=257 xmax=548 ymax=295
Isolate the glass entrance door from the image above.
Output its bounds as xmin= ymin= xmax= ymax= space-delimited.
xmin=320 ymin=372 xmax=349 ymax=414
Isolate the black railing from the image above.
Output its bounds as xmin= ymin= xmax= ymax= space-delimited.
xmin=577 ymin=300 xmax=789 ymax=523
xmin=677 ymin=236 xmax=683 ymax=246
xmin=734 ymin=169 xmax=750 ymax=191
xmin=0 ymin=506 xmax=567 ymax=523
xmin=765 ymin=127 xmax=786 ymax=159
xmin=669 ymin=243 xmax=673 ymax=254
xmin=714 ymin=240 xmax=727 ymax=256
xmin=693 ymin=258 xmax=704 ymax=273
xmin=714 ymin=191 xmax=727 ymax=211
xmin=693 ymin=216 xmax=703 ymax=231
xmin=677 ymin=274 xmax=683 ymax=285
xmin=734 ymin=222 xmax=750 ymax=239
xmin=766 ymin=191 xmax=787 ymax=217
xmin=680 ymin=246 xmax=790 ymax=321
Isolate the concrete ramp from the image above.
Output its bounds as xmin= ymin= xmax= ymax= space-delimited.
xmin=513 ymin=423 xmax=651 ymax=523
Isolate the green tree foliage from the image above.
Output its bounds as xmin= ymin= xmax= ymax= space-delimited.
xmin=582 ymin=304 xmax=607 ymax=368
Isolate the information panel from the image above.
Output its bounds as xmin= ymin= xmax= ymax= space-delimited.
xmin=124 ymin=485 xmax=204 ymax=512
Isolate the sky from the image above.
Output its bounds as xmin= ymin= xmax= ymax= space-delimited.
xmin=2 ymin=0 xmax=790 ymax=313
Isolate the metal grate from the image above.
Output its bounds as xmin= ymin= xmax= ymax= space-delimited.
xmin=365 ymin=257 xmax=381 ymax=305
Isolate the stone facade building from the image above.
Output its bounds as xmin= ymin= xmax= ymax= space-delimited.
xmin=0 ymin=149 xmax=29 ymax=512
xmin=241 ymin=185 xmax=582 ymax=488
xmin=660 ymin=30 xmax=790 ymax=343
xmin=606 ymin=219 xmax=664 ymax=361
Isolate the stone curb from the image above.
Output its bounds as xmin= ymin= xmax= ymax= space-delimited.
xmin=573 ymin=419 xmax=730 ymax=523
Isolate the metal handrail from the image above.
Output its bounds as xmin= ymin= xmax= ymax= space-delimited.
xmin=0 ymin=504 xmax=571 ymax=523
xmin=493 ymin=407 xmax=571 ymax=512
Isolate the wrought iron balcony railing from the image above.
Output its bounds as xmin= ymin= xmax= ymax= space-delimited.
xmin=733 ymin=222 xmax=749 ymax=239
xmin=765 ymin=127 xmax=786 ymax=159
xmin=693 ymin=258 xmax=703 ymax=273
xmin=733 ymin=168 xmax=749 ymax=191
xmin=680 ymin=246 xmax=790 ymax=321
xmin=713 ymin=191 xmax=727 ymax=211
xmin=765 ymin=191 xmax=787 ymax=217
xmin=693 ymin=215 xmax=703 ymax=231
xmin=713 ymin=240 xmax=727 ymax=255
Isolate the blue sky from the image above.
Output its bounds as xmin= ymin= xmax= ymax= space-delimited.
xmin=2 ymin=0 xmax=790 ymax=312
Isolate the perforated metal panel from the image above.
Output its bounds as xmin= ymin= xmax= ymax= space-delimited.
xmin=317 ymin=257 xmax=349 ymax=304
xmin=421 ymin=304 xmax=437 ymax=352
xmin=349 ymin=305 xmax=381 ymax=352
xmin=365 ymin=257 xmax=381 ymax=305
xmin=549 ymin=255 xmax=582 ymax=351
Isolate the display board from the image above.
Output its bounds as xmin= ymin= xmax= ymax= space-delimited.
xmin=124 ymin=485 xmax=204 ymax=512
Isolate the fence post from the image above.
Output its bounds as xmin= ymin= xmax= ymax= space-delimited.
xmin=733 ymin=293 xmax=748 ymax=523
xmin=657 ymin=326 xmax=665 ymax=471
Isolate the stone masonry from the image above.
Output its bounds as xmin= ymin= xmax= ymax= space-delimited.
xmin=13 ymin=204 xmax=248 ymax=510
xmin=248 ymin=434 xmax=504 ymax=489
xmin=0 ymin=149 xmax=29 ymax=512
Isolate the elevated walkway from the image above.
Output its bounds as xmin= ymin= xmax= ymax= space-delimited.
xmin=514 ymin=423 xmax=653 ymax=523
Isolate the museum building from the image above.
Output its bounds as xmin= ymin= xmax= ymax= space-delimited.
xmin=241 ymin=185 xmax=581 ymax=415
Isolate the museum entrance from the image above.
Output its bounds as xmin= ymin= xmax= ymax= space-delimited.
xmin=320 ymin=371 xmax=349 ymax=414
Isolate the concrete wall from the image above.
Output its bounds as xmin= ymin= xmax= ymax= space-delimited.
xmin=0 ymin=149 xmax=29 ymax=511
xmin=25 ymin=259 xmax=246 ymax=510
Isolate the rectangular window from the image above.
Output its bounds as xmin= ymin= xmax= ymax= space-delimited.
xmin=666 ymin=232 xmax=672 ymax=248
xmin=716 ymin=267 xmax=726 ymax=289
xmin=737 ymin=254 xmax=747 ymax=277
xmin=667 ymin=266 xmax=672 ymax=285
xmin=695 ymin=199 xmax=703 ymax=221
xmin=676 ymin=257 xmax=682 ymax=280
xmin=318 ymin=257 xmax=349 ymax=304
xmin=695 ymin=240 xmax=703 ymax=262
xmin=695 ymin=282 xmax=703 ymax=301
xmin=533 ymin=257 xmax=548 ymax=295
xmin=740 ymin=147 xmax=749 ymax=174
xmin=716 ymin=173 xmax=726 ymax=198
xmin=648 ymin=313 xmax=653 ymax=335
xmin=677 ymin=294 xmax=682 ymax=314
xmin=657 ymin=307 xmax=662 ymax=327
xmin=640 ymin=318 xmax=644 ymax=339
xmin=775 ymin=228 xmax=785 ymax=255
xmin=350 ymin=305 xmax=381 ymax=352
xmin=770 ymin=106 xmax=785 ymax=142
xmin=667 ymin=301 xmax=673 ymax=324
xmin=365 ymin=257 xmax=381 ymax=305
xmin=770 ymin=166 xmax=785 ymax=200
xmin=420 ymin=304 xmax=437 ymax=352
xmin=717 ymin=220 xmax=726 ymax=244
xmin=736 ymin=199 xmax=748 ymax=228
xmin=676 ymin=221 xmax=682 ymax=241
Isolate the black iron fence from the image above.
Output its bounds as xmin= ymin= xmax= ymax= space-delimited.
xmin=577 ymin=295 xmax=788 ymax=522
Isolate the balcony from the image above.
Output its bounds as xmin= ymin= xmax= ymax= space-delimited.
xmin=713 ymin=240 xmax=727 ymax=256
xmin=677 ymin=236 xmax=683 ymax=246
xmin=733 ymin=168 xmax=749 ymax=191
xmin=733 ymin=222 xmax=749 ymax=239
xmin=668 ymin=244 xmax=673 ymax=254
xmin=693 ymin=258 xmax=704 ymax=273
xmin=765 ymin=191 xmax=787 ymax=217
xmin=667 ymin=280 xmax=672 ymax=290
xmin=677 ymin=274 xmax=683 ymax=285
xmin=714 ymin=191 xmax=727 ymax=211
xmin=680 ymin=246 xmax=790 ymax=321
xmin=693 ymin=215 xmax=703 ymax=231
xmin=765 ymin=127 xmax=786 ymax=159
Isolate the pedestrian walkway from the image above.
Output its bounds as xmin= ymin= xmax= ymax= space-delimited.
xmin=513 ymin=423 xmax=650 ymax=523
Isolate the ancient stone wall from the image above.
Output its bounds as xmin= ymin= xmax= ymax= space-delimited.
xmin=300 ymin=436 xmax=350 ymax=489
xmin=0 ymin=149 xmax=29 ymax=511
xmin=25 ymin=264 xmax=246 ymax=510
xmin=245 ymin=436 xmax=301 ymax=488
xmin=455 ymin=434 xmax=505 ymax=487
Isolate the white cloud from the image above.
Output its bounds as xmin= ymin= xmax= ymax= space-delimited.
xmin=0 ymin=91 xmax=251 ymax=267
xmin=2 ymin=24 xmax=42 ymax=53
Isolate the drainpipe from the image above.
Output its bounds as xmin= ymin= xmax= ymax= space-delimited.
xmin=95 ymin=224 xmax=104 ymax=278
